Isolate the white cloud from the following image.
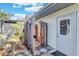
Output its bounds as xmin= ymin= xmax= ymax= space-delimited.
xmin=14 ymin=3 xmax=32 ymax=6
xmin=23 ymin=3 xmax=44 ymax=12
xmin=12 ymin=3 xmax=44 ymax=12
xmin=11 ymin=17 xmax=17 ymax=20
xmin=12 ymin=3 xmax=43 ymax=8
xmin=32 ymin=3 xmax=43 ymax=7
xmin=13 ymin=3 xmax=39 ymax=6
xmin=24 ymin=6 xmax=43 ymax=12
xmin=12 ymin=5 xmax=22 ymax=8
xmin=11 ymin=14 xmax=26 ymax=20
xmin=14 ymin=14 xmax=26 ymax=17
xmin=12 ymin=3 xmax=32 ymax=8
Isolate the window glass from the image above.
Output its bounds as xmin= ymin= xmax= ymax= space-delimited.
xmin=60 ymin=19 xmax=70 ymax=35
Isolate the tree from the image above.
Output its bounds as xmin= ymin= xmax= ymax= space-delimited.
xmin=11 ymin=22 xmax=24 ymax=41
xmin=0 ymin=8 xmax=12 ymax=32
xmin=0 ymin=8 xmax=12 ymax=20
xmin=11 ymin=22 xmax=24 ymax=32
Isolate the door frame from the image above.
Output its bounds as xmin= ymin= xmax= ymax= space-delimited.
xmin=56 ymin=11 xmax=77 ymax=56
xmin=40 ymin=21 xmax=48 ymax=46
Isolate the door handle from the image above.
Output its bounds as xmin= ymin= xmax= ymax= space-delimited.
xmin=33 ymin=35 xmax=36 ymax=38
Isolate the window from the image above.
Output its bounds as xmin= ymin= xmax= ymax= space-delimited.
xmin=60 ymin=19 xmax=70 ymax=35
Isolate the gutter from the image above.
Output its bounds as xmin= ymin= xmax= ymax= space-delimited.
xmin=29 ymin=3 xmax=75 ymax=20
xmin=30 ymin=3 xmax=53 ymax=18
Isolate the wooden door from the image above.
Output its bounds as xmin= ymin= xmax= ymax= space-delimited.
xmin=35 ymin=24 xmax=38 ymax=42
xmin=40 ymin=22 xmax=47 ymax=47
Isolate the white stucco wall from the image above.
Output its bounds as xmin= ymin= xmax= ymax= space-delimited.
xmin=47 ymin=17 xmax=56 ymax=49
xmin=37 ymin=16 xmax=57 ymax=50
xmin=77 ymin=10 xmax=79 ymax=56
xmin=35 ymin=4 xmax=79 ymax=55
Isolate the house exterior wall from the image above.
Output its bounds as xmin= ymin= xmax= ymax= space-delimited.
xmin=36 ymin=16 xmax=57 ymax=50
xmin=56 ymin=12 xmax=77 ymax=56
xmin=47 ymin=17 xmax=56 ymax=49
xmin=77 ymin=10 xmax=79 ymax=56
xmin=36 ymin=4 xmax=79 ymax=55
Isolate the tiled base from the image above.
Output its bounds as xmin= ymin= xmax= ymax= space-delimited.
xmin=51 ymin=51 xmax=66 ymax=56
xmin=36 ymin=45 xmax=54 ymax=56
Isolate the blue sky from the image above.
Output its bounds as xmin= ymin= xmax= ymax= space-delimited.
xmin=0 ymin=3 xmax=47 ymax=20
xmin=0 ymin=3 xmax=47 ymax=14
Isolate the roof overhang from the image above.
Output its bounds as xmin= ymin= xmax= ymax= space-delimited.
xmin=30 ymin=3 xmax=75 ymax=20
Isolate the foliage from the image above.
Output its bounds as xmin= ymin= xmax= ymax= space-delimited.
xmin=0 ymin=34 xmax=5 ymax=48
xmin=10 ymin=22 xmax=24 ymax=40
xmin=11 ymin=22 xmax=24 ymax=32
xmin=0 ymin=34 xmax=5 ymax=40
xmin=0 ymin=8 xmax=12 ymax=20
xmin=11 ymin=32 xmax=24 ymax=41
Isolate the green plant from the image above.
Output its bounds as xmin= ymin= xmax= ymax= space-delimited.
xmin=0 ymin=8 xmax=12 ymax=20
xmin=0 ymin=34 xmax=4 ymax=40
xmin=0 ymin=34 xmax=5 ymax=48
xmin=10 ymin=32 xmax=24 ymax=41
xmin=11 ymin=22 xmax=24 ymax=32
